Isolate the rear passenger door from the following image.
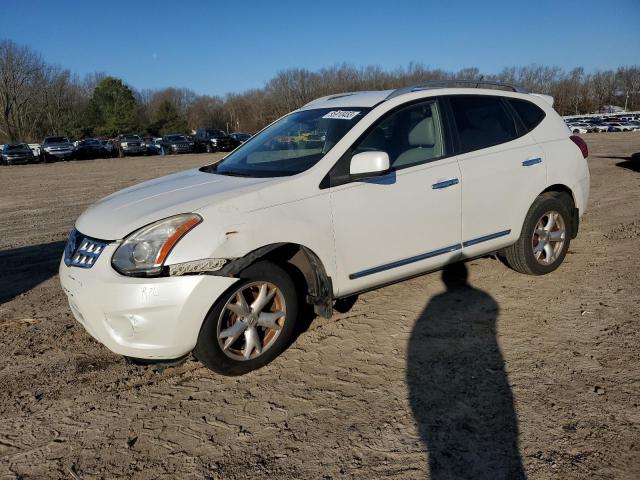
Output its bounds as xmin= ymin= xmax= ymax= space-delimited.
xmin=446 ymin=95 xmax=547 ymax=256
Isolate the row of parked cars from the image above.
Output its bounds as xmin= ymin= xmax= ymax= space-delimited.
xmin=565 ymin=114 xmax=640 ymax=134
xmin=0 ymin=129 xmax=252 ymax=165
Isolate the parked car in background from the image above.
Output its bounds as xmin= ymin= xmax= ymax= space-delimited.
xmin=160 ymin=134 xmax=195 ymax=155
xmin=193 ymin=128 xmax=233 ymax=153
xmin=143 ymin=137 xmax=161 ymax=155
xmin=60 ymin=81 xmax=590 ymax=375
xmin=75 ymin=138 xmax=107 ymax=160
xmin=1 ymin=143 xmax=35 ymax=165
xmin=117 ymin=134 xmax=145 ymax=157
xmin=568 ymin=124 xmax=589 ymax=134
xmin=622 ymin=122 xmax=640 ymax=131
xmin=28 ymin=143 xmax=42 ymax=160
xmin=100 ymin=140 xmax=116 ymax=157
xmin=587 ymin=122 xmax=610 ymax=133
xmin=230 ymin=132 xmax=251 ymax=146
xmin=606 ymin=122 xmax=635 ymax=132
xmin=41 ymin=136 xmax=74 ymax=162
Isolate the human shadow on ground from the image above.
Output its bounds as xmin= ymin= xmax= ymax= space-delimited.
xmin=0 ymin=241 xmax=66 ymax=304
xmin=407 ymin=262 xmax=526 ymax=479
xmin=614 ymin=152 xmax=640 ymax=172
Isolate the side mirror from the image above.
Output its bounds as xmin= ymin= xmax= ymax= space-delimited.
xmin=349 ymin=151 xmax=390 ymax=179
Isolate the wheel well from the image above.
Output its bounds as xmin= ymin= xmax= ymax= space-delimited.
xmin=540 ymin=184 xmax=579 ymax=238
xmin=541 ymin=184 xmax=575 ymax=207
xmin=219 ymin=243 xmax=334 ymax=319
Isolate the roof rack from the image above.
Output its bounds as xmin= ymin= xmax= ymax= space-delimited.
xmin=386 ymin=80 xmax=528 ymax=101
xmin=302 ymin=92 xmax=359 ymax=108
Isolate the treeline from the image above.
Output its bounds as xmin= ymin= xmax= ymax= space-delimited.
xmin=1 ymin=39 xmax=639 ymax=143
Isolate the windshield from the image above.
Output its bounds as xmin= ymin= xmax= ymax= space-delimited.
xmin=124 ymin=135 xmax=140 ymax=140
xmin=45 ymin=136 xmax=69 ymax=144
xmin=165 ymin=135 xmax=187 ymax=142
xmin=200 ymin=129 xmax=225 ymax=137
xmin=5 ymin=144 xmax=28 ymax=151
xmin=203 ymin=107 xmax=369 ymax=177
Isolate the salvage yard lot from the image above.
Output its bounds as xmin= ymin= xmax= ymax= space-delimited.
xmin=1 ymin=134 xmax=639 ymax=479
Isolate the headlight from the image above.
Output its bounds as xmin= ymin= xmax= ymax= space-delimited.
xmin=44 ymin=146 xmax=52 ymax=152
xmin=111 ymin=213 xmax=202 ymax=276
xmin=121 ymin=142 xmax=127 ymax=146
xmin=210 ymin=138 xmax=217 ymax=144
xmin=171 ymin=144 xmax=177 ymax=148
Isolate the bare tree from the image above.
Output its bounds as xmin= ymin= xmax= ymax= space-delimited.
xmin=0 ymin=40 xmax=44 ymax=141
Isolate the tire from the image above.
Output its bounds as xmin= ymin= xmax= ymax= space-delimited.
xmin=205 ymin=143 xmax=213 ymax=153
xmin=118 ymin=148 xmax=124 ymax=158
xmin=501 ymin=193 xmax=573 ymax=275
xmin=194 ymin=261 xmax=298 ymax=375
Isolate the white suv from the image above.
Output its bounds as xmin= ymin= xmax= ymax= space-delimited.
xmin=60 ymin=81 xmax=590 ymax=375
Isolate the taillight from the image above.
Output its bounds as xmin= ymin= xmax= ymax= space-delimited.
xmin=570 ymin=135 xmax=588 ymax=158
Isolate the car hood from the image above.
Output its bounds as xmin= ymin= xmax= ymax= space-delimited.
xmin=75 ymin=168 xmax=274 ymax=240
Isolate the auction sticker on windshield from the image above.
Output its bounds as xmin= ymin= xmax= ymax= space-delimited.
xmin=322 ymin=110 xmax=360 ymax=120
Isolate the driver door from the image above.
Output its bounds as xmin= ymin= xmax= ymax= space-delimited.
xmin=329 ymin=99 xmax=462 ymax=296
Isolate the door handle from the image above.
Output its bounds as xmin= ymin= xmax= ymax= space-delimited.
xmin=432 ymin=178 xmax=459 ymax=189
xmin=522 ymin=157 xmax=542 ymax=166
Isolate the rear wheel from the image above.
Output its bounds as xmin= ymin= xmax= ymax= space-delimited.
xmin=194 ymin=261 xmax=298 ymax=375
xmin=502 ymin=194 xmax=573 ymax=275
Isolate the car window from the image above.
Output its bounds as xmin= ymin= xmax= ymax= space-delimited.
xmin=508 ymin=99 xmax=546 ymax=132
xmin=353 ymin=100 xmax=445 ymax=170
xmin=449 ymin=95 xmax=518 ymax=152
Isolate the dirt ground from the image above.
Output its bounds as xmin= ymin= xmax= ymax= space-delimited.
xmin=0 ymin=134 xmax=639 ymax=479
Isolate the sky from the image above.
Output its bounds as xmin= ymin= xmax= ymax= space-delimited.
xmin=2 ymin=0 xmax=639 ymax=96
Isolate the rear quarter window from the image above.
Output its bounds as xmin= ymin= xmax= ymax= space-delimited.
xmin=508 ymin=98 xmax=546 ymax=132
xmin=448 ymin=95 xmax=518 ymax=152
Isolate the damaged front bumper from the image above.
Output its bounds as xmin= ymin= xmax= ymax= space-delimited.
xmin=59 ymin=244 xmax=238 ymax=360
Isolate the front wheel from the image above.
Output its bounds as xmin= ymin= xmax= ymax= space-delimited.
xmin=502 ymin=194 xmax=573 ymax=275
xmin=194 ymin=261 xmax=298 ymax=375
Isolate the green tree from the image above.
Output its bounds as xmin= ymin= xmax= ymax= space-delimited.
xmin=88 ymin=77 xmax=138 ymax=136
xmin=149 ymin=99 xmax=187 ymax=135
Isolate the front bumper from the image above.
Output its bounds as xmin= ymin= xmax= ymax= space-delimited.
xmin=169 ymin=145 xmax=194 ymax=154
xmin=3 ymin=155 xmax=31 ymax=164
xmin=44 ymin=150 xmax=74 ymax=159
xmin=59 ymin=244 xmax=238 ymax=359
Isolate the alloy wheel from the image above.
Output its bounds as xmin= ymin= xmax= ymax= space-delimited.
xmin=531 ymin=210 xmax=566 ymax=265
xmin=216 ymin=282 xmax=286 ymax=361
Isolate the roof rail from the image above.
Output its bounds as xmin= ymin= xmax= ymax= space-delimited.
xmin=302 ymin=92 xmax=359 ymax=108
xmin=386 ymin=80 xmax=528 ymax=101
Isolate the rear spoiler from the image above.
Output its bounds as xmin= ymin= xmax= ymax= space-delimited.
xmin=531 ymin=93 xmax=554 ymax=107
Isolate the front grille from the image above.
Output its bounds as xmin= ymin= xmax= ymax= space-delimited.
xmin=64 ymin=228 xmax=109 ymax=269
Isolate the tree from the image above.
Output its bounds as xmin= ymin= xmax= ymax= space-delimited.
xmin=88 ymin=77 xmax=139 ymax=136
xmin=0 ymin=40 xmax=43 ymax=141
xmin=148 ymin=99 xmax=187 ymax=135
